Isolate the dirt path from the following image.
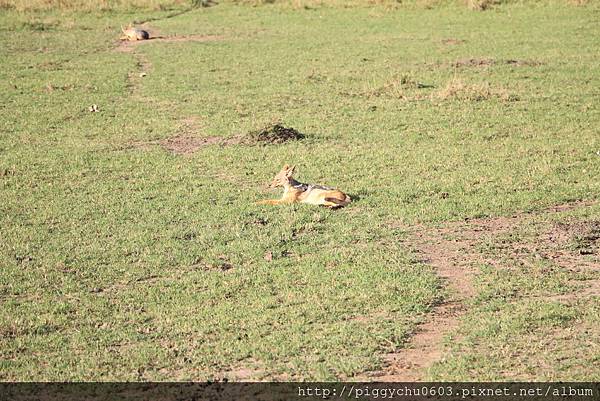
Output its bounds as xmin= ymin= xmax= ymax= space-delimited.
xmin=116 ymin=33 xmax=226 ymax=53
xmin=362 ymin=200 xmax=597 ymax=381
xmin=368 ymin=221 xmax=481 ymax=381
xmin=114 ymin=26 xmax=238 ymax=154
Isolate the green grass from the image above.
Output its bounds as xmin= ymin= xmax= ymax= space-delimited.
xmin=1 ymin=0 xmax=599 ymax=380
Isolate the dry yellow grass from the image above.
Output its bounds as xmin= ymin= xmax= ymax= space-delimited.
xmin=568 ymin=0 xmax=590 ymax=5
xmin=465 ymin=0 xmax=496 ymax=10
xmin=0 ymin=0 xmax=410 ymax=11
xmin=0 ymin=0 xmax=188 ymax=12
xmin=0 ymin=0 xmax=593 ymax=11
xmin=231 ymin=0 xmax=397 ymax=6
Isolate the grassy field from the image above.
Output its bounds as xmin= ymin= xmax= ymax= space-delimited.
xmin=1 ymin=0 xmax=599 ymax=381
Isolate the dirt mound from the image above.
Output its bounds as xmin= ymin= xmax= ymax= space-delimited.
xmin=242 ymin=124 xmax=305 ymax=145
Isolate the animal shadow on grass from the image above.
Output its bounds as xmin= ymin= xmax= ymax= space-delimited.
xmin=346 ymin=192 xmax=362 ymax=203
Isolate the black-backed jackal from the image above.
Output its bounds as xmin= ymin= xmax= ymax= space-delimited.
xmin=120 ymin=25 xmax=150 ymax=41
xmin=258 ymin=165 xmax=351 ymax=208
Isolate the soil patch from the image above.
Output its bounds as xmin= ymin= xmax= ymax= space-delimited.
xmin=451 ymin=58 xmax=542 ymax=68
xmin=369 ymin=301 xmax=464 ymax=381
xmin=116 ymin=34 xmax=225 ymax=51
xmin=221 ymin=359 xmax=264 ymax=381
xmin=452 ymin=58 xmax=495 ymax=67
xmin=505 ymin=59 xmax=542 ymax=67
xmin=130 ymin=117 xmax=208 ymax=154
xmin=131 ymin=122 xmax=305 ymax=155
xmin=552 ymin=220 xmax=600 ymax=255
xmin=441 ymin=38 xmax=465 ymax=45
xmin=159 ymin=135 xmax=223 ymax=155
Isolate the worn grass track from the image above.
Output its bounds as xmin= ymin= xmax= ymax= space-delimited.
xmin=361 ymin=201 xmax=599 ymax=381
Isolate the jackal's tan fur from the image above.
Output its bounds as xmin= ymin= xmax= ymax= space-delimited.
xmin=258 ymin=165 xmax=351 ymax=208
xmin=120 ymin=25 xmax=150 ymax=41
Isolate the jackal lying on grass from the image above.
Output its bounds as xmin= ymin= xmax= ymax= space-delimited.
xmin=120 ymin=25 xmax=150 ymax=41
xmin=258 ymin=164 xmax=351 ymax=208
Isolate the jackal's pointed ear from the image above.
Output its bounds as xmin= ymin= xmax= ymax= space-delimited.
xmin=285 ymin=165 xmax=296 ymax=177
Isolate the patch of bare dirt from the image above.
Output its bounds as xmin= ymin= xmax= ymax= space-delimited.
xmin=128 ymin=134 xmax=226 ymax=155
xmin=116 ymin=34 xmax=225 ymax=52
xmin=361 ymin=219 xmax=486 ymax=381
xmin=220 ymin=360 xmax=265 ymax=381
xmin=361 ymin=200 xmax=597 ymax=381
xmin=159 ymin=135 xmax=223 ymax=155
xmin=451 ymin=58 xmax=542 ymax=68
xmin=114 ymin=21 xmax=224 ymax=52
xmin=441 ymin=38 xmax=465 ymax=46
xmin=505 ymin=59 xmax=543 ymax=67
xmin=551 ymin=220 xmax=600 ymax=255
xmin=452 ymin=57 xmax=496 ymax=67
xmin=130 ymin=122 xmax=306 ymax=155
xmin=368 ymin=301 xmax=464 ymax=381
xmin=129 ymin=117 xmax=220 ymax=155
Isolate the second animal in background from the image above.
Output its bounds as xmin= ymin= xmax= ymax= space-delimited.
xmin=120 ymin=25 xmax=150 ymax=41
